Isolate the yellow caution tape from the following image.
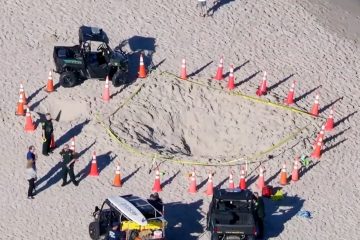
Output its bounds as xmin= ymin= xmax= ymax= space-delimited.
xmin=108 ymin=83 xmax=145 ymax=118
xmin=160 ymin=71 xmax=324 ymax=119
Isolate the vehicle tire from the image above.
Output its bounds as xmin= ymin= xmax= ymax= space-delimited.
xmin=112 ymin=70 xmax=128 ymax=87
xmin=89 ymin=222 xmax=100 ymax=240
xmin=60 ymin=71 xmax=78 ymax=88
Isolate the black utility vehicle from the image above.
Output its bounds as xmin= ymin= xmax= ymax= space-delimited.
xmin=206 ymin=189 xmax=258 ymax=240
xmin=53 ymin=26 xmax=129 ymax=87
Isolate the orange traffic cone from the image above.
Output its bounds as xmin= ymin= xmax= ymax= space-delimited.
xmin=310 ymin=93 xmax=320 ymax=116
xmin=138 ymin=53 xmax=147 ymax=78
xmin=24 ymin=108 xmax=36 ymax=132
xmin=188 ymin=170 xmax=197 ymax=193
xmin=279 ymin=163 xmax=288 ymax=185
xmin=227 ymin=64 xmax=235 ymax=90
xmin=70 ymin=137 xmax=75 ymax=151
xmin=45 ymin=71 xmax=55 ymax=93
xmin=239 ymin=168 xmax=246 ymax=190
xmin=214 ymin=57 xmax=224 ymax=80
xmin=180 ymin=59 xmax=187 ymax=80
xmin=205 ymin=173 xmax=214 ymax=196
xmin=89 ymin=151 xmax=99 ymax=177
xmin=314 ymin=125 xmax=325 ymax=146
xmin=325 ymin=107 xmax=334 ymax=131
xmin=152 ymin=169 xmax=162 ymax=192
xmin=291 ymin=157 xmax=300 ymax=182
xmin=311 ymin=137 xmax=323 ymax=159
xmin=15 ymin=93 xmax=25 ymax=116
xmin=257 ymin=166 xmax=265 ymax=190
xmin=50 ymin=133 xmax=57 ymax=149
xmin=256 ymin=71 xmax=268 ymax=96
xmin=228 ymin=171 xmax=235 ymax=189
xmin=112 ymin=165 xmax=122 ymax=187
xmin=284 ymin=81 xmax=295 ymax=105
xmin=19 ymin=83 xmax=27 ymax=105
xmin=102 ymin=76 xmax=110 ymax=102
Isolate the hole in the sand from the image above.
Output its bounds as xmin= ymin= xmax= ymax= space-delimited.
xmin=47 ymin=99 xmax=88 ymax=122
xmin=110 ymin=80 xmax=311 ymax=161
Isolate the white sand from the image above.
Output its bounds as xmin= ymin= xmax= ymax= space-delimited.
xmin=1 ymin=0 xmax=359 ymax=239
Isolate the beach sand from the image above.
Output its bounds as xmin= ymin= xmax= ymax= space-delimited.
xmin=0 ymin=0 xmax=359 ymax=239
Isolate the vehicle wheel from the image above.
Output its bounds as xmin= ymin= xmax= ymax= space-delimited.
xmin=89 ymin=222 xmax=100 ymax=240
xmin=60 ymin=71 xmax=78 ymax=88
xmin=112 ymin=70 xmax=128 ymax=87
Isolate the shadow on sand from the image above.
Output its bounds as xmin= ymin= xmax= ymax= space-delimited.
xmin=264 ymin=194 xmax=305 ymax=238
xmin=165 ymin=200 xmax=204 ymax=240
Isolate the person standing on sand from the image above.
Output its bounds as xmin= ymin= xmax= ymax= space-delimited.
xmin=197 ymin=0 xmax=208 ymax=17
xmin=59 ymin=144 xmax=79 ymax=187
xmin=42 ymin=113 xmax=54 ymax=156
xmin=253 ymin=192 xmax=265 ymax=238
xmin=26 ymin=145 xmax=37 ymax=170
xmin=26 ymin=160 xmax=37 ymax=199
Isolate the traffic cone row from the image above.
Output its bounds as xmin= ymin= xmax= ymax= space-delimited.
xmin=239 ymin=168 xmax=247 ymax=190
xmin=45 ymin=71 xmax=54 ymax=93
xmin=113 ymin=164 xmax=122 ymax=187
xmin=256 ymin=71 xmax=268 ymax=96
xmin=24 ymin=108 xmax=36 ymax=132
xmin=152 ymin=169 xmax=162 ymax=192
xmin=180 ymin=59 xmax=187 ymax=80
xmin=310 ymin=93 xmax=320 ymax=116
xmin=138 ymin=53 xmax=147 ymax=78
xmin=284 ymin=81 xmax=295 ymax=105
xmin=214 ymin=57 xmax=224 ymax=80
xmin=89 ymin=151 xmax=99 ymax=177
xmin=102 ymin=76 xmax=110 ymax=102
xmin=205 ymin=173 xmax=214 ymax=196
xmin=227 ymin=65 xmax=235 ymax=90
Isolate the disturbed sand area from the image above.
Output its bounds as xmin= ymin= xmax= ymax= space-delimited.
xmin=0 ymin=0 xmax=359 ymax=239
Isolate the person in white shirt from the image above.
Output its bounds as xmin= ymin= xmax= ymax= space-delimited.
xmin=26 ymin=160 xmax=37 ymax=199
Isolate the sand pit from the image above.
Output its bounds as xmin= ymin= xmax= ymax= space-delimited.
xmin=0 ymin=0 xmax=359 ymax=239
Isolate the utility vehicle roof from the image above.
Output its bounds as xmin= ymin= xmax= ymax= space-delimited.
xmin=106 ymin=195 xmax=163 ymax=226
xmin=214 ymin=188 xmax=254 ymax=201
xmin=79 ymin=26 xmax=109 ymax=44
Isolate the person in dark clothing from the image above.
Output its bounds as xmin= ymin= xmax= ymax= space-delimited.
xmin=107 ymin=222 xmax=125 ymax=240
xmin=42 ymin=113 xmax=54 ymax=156
xmin=148 ymin=192 xmax=164 ymax=214
xmin=253 ymin=192 xmax=265 ymax=239
xmin=26 ymin=145 xmax=37 ymax=170
xmin=59 ymin=144 xmax=79 ymax=186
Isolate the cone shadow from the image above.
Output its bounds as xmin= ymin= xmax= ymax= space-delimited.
xmin=223 ymin=60 xmax=250 ymax=78
xmin=334 ymin=111 xmax=358 ymax=127
xmin=319 ymin=97 xmax=343 ymax=114
xmin=294 ymin=85 xmax=322 ymax=103
xmin=161 ymin=170 xmax=180 ymax=189
xmin=268 ymin=74 xmax=294 ymax=92
xmin=122 ymin=166 xmax=141 ymax=185
xmin=235 ymin=71 xmax=260 ymax=87
xmin=322 ymin=138 xmax=347 ymax=154
xmin=188 ymin=61 xmax=213 ymax=78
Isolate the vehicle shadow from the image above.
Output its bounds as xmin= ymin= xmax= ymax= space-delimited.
xmin=264 ymin=194 xmax=305 ymax=238
xmin=165 ymin=200 xmax=204 ymax=240
xmin=120 ymin=36 xmax=156 ymax=81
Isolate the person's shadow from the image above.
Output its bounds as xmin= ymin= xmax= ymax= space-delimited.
xmin=35 ymin=161 xmax=63 ymax=194
xmin=264 ymin=194 xmax=305 ymax=238
xmin=165 ymin=200 xmax=204 ymax=240
xmin=207 ymin=0 xmax=236 ymax=16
